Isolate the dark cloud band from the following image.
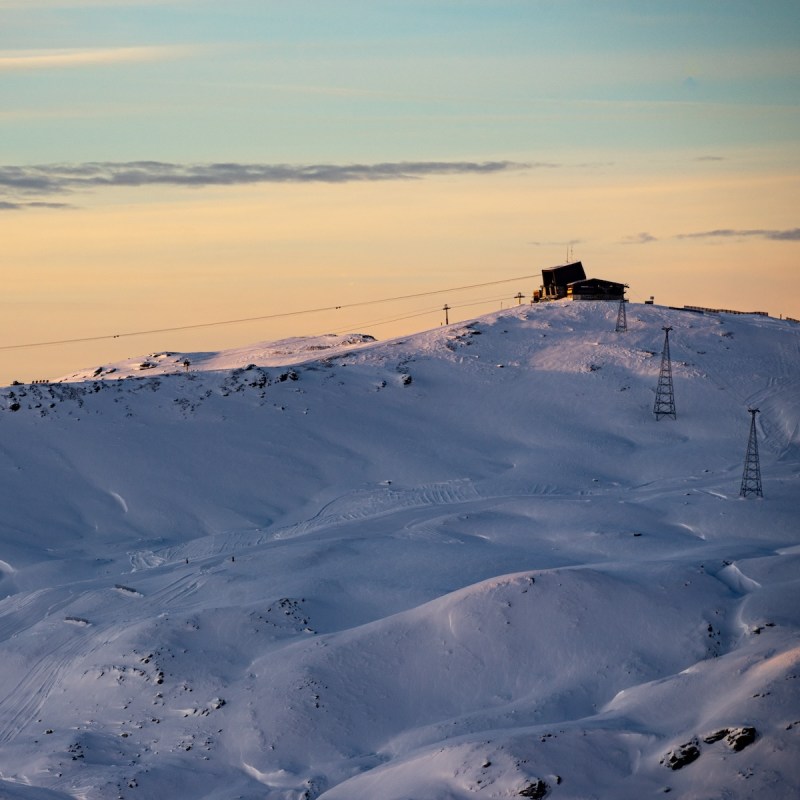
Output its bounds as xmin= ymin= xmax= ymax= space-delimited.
xmin=0 ymin=160 xmax=531 ymax=202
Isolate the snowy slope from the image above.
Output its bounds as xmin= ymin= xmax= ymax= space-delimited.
xmin=0 ymin=301 xmax=798 ymax=799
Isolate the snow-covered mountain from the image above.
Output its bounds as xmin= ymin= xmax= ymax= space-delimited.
xmin=0 ymin=301 xmax=798 ymax=799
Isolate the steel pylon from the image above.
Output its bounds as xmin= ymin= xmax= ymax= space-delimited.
xmin=739 ymin=408 xmax=763 ymax=497
xmin=653 ymin=326 xmax=676 ymax=419
xmin=615 ymin=297 xmax=627 ymax=332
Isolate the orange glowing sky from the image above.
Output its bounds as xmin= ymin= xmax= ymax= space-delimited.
xmin=1 ymin=1 xmax=798 ymax=383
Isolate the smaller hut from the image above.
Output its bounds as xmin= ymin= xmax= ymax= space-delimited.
xmin=566 ymin=278 xmax=626 ymax=301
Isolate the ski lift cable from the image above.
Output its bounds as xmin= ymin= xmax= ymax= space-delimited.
xmin=331 ymin=294 xmax=517 ymax=336
xmin=0 ymin=274 xmax=539 ymax=352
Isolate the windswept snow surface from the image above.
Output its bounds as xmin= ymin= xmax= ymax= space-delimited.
xmin=0 ymin=302 xmax=798 ymax=799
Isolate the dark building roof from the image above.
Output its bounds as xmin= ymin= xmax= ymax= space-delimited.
xmin=567 ymin=277 xmax=626 ymax=299
xmin=567 ymin=278 xmax=626 ymax=291
xmin=541 ymin=261 xmax=586 ymax=291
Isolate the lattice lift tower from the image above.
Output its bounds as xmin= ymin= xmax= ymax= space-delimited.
xmin=653 ymin=326 xmax=676 ymax=419
xmin=615 ymin=295 xmax=627 ymax=332
xmin=739 ymin=408 xmax=763 ymax=498
xmin=614 ymin=284 xmax=630 ymax=332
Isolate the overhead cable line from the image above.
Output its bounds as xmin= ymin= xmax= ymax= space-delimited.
xmin=331 ymin=293 xmax=518 ymax=337
xmin=0 ymin=273 xmax=538 ymax=352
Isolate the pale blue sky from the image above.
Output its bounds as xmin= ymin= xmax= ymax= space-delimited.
xmin=2 ymin=1 xmax=799 ymax=163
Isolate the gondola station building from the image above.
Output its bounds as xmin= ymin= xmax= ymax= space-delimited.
xmin=534 ymin=261 xmax=626 ymax=302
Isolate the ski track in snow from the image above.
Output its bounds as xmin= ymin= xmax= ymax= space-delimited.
xmin=0 ymin=591 xmax=114 ymax=745
xmin=127 ymin=480 xmax=572 ymax=566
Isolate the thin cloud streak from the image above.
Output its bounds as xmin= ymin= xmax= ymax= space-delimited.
xmin=677 ymin=228 xmax=800 ymax=242
xmin=527 ymin=238 xmax=584 ymax=247
xmin=621 ymin=228 xmax=800 ymax=244
xmin=620 ymin=232 xmax=658 ymax=245
xmin=0 ymin=160 xmax=533 ymax=199
xmin=0 ymin=200 xmax=74 ymax=211
xmin=0 ymin=45 xmax=201 ymax=71
xmin=0 ymin=0 xmax=191 ymax=7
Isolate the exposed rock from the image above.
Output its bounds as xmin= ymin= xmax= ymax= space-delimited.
xmin=660 ymin=739 xmax=701 ymax=770
xmin=726 ymin=726 xmax=757 ymax=751
xmin=519 ymin=778 xmax=549 ymax=798
xmin=701 ymin=725 xmax=757 ymax=751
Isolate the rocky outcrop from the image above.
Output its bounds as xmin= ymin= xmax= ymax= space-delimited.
xmin=518 ymin=778 xmax=550 ymax=798
xmin=663 ymin=726 xmax=757 ymax=770
xmin=660 ymin=739 xmax=701 ymax=770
